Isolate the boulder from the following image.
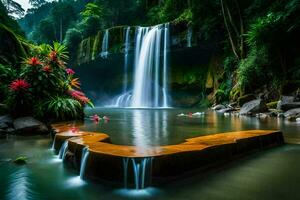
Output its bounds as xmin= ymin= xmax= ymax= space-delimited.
xmin=239 ymin=99 xmax=268 ymax=115
xmin=0 ymin=115 xmax=13 ymax=127
xmin=212 ymin=104 xmax=226 ymax=110
xmin=13 ymin=117 xmax=49 ymax=135
xmin=277 ymin=95 xmax=300 ymax=111
xmin=237 ymin=94 xmax=256 ymax=106
xmin=278 ymin=102 xmax=300 ymax=112
xmin=283 ymin=108 xmax=300 ymax=119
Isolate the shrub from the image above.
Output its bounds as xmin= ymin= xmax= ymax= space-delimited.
xmin=35 ymin=96 xmax=83 ymax=120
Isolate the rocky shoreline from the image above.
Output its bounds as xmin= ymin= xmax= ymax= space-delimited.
xmin=0 ymin=116 xmax=50 ymax=137
xmin=212 ymin=95 xmax=300 ymax=121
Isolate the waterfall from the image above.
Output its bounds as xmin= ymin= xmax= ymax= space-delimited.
xmin=100 ymin=29 xmax=109 ymax=58
xmin=107 ymin=23 xmax=170 ymax=108
xmin=51 ymin=138 xmax=55 ymax=150
xmin=187 ymin=26 xmax=192 ymax=48
xmin=123 ymin=27 xmax=130 ymax=93
xmin=80 ymin=147 xmax=90 ymax=179
xmin=131 ymin=24 xmax=170 ymax=107
xmin=58 ymin=141 xmax=68 ymax=160
xmin=123 ymin=157 xmax=153 ymax=189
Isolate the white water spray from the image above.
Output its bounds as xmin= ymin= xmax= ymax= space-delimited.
xmin=58 ymin=141 xmax=68 ymax=160
xmin=123 ymin=157 xmax=153 ymax=189
xmin=80 ymin=147 xmax=90 ymax=179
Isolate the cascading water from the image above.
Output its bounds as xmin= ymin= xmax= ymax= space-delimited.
xmin=100 ymin=29 xmax=109 ymax=58
xmin=131 ymin=24 xmax=170 ymax=108
xmin=110 ymin=23 xmax=170 ymax=108
xmin=123 ymin=157 xmax=153 ymax=189
xmin=58 ymin=141 xmax=68 ymax=160
xmin=123 ymin=27 xmax=130 ymax=93
xmin=51 ymin=139 xmax=55 ymax=150
xmin=80 ymin=147 xmax=90 ymax=179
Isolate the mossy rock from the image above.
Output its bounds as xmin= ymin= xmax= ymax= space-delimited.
xmin=238 ymin=94 xmax=256 ymax=106
xmin=267 ymin=101 xmax=279 ymax=109
xmin=13 ymin=156 xmax=27 ymax=165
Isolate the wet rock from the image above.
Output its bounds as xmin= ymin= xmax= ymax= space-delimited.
xmin=256 ymin=113 xmax=268 ymax=119
xmin=238 ymin=94 xmax=256 ymax=106
xmin=13 ymin=156 xmax=27 ymax=165
xmin=218 ymin=108 xmax=236 ymax=113
xmin=278 ymin=102 xmax=300 ymax=112
xmin=228 ymin=102 xmax=237 ymax=108
xmin=13 ymin=117 xmax=49 ymax=135
xmin=239 ymin=99 xmax=268 ymax=115
xmin=0 ymin=115 xmax=13 ymax=127
xmin=277 ymin=96 xmax=300 ymax=111
xmin=212 ymin=104 xmax=226 ymax=110
xmin=283 ymin=108 xmax=300 ymax=119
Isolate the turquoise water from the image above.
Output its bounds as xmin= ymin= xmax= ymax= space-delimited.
xmin=0 ymin=108 xmax=300 ymax=200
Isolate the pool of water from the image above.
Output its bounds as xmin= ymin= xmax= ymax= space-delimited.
xmin=1 ymin=108 xmax=300 ymax=200
xmin=83 ymin=108 xmax=300 ymax=146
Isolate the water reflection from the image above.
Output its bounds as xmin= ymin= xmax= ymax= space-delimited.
xmin=6 ymin=168 xmax=35 ymax=200
xmin=84 ymin=108 xmax=300 ymax=146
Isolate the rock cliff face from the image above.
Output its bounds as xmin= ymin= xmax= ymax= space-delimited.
xmin=74 ymin=22 xmax=222 ymax=107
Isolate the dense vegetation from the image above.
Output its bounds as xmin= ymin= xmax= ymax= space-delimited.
xmin=1 ymin=0 xmax=300 ymax=112
xmin=0 ymin=1 xmax=92 ymax=120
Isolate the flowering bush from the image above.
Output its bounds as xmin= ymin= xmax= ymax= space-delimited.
xmin=5 ymin=42 xmax=93 ymax=119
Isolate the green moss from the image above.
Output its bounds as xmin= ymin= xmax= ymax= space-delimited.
xmin=267 ymin=101 xmax=278 ymax=109
xmin=13 ymin=156 xmax=27 ymax=165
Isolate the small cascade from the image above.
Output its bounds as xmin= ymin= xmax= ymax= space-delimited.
xmin=187 ymin=26 xmax=192 ymax=48
xmin=113 ymin=92 xmax=132 ymax=107
xmin=51 ymin=139 xmax=55 ymax=150
xmin=80 ymin=147 xmax=90 ymax=179
xmin=58 ymin=141 xmax=68 ymax=160
xmin=123 ymin=157 xmax=153 ymax=189
xmin=100 ymin=29 xmax=109 ymax=58
xmin=123 ymin=27 xmax=131 ymax=93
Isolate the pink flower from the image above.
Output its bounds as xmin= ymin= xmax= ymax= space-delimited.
xmin=66 ymin=68 xmax=75 ymax=75
xmin=42 ymin=65 xmax=52 ymax=73
xmin=67 ymin=89 xmax=90 ymax=104
xmin=9 ymin=79 xmax=30 ymax=92
xmin=27 ymin=57 xmax=41 ymax=66
xmin=90 ymin=114 xmax=101 ymax=124
xmin=103 ymin=116 xmax=110 ymax=123
xmin=70 ymin=126 xmax=79 ymax=133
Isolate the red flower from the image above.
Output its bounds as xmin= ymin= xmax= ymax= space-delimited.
xmin=68 ymin=89 xmax=90 ymax=104
xmin=27 ymin=57 xmax=41 ymax=66
xmin=66 ymin=68 xmax=75 ymax=75
xmin=49 ymin=51 xmax=57 ymax=62
xmin=90 ymin=114 xmax=101 ymax=124
xmin=9 ymin=79 xmax=30 ymax=92
xmin=42 ymin=65 xmax=52 ymax=73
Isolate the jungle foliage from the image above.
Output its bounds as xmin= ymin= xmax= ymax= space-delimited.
xmin=3 ymin=0 xmax=300 ymax=106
